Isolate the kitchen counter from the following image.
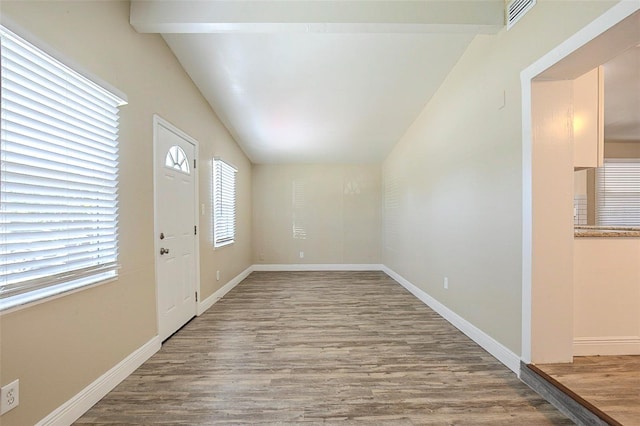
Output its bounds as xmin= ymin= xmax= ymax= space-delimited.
xmin=574 ymin=225 xmax=640 ymax=237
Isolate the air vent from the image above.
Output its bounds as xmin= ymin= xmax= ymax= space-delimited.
xmin=507 ymin=0 xmax=536 ymax=30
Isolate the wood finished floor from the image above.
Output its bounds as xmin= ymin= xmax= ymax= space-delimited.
xmin=76 ymin=271 xmax=570 ymax=425
xmin=536 ymin=355 xmax=640 ymax=425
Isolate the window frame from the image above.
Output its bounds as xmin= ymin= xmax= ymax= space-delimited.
xmin=595 ymin=158 xmax=640 ymax=227
xmin=0 ymin=25 xmax=127 ymax=312
xmin=212 ymin=158 xmax=238 ymax=248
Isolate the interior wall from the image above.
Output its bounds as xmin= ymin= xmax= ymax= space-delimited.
xmin=252 ymin=164 xmax=381 ymax=265
xmin=575 ymin=142 xmax=640 ymax=356
xmin=0 ymin=2 xmax=251 ymax=425
xmin=382 ymin=0 xmax=616 ymax=355
xmin=604 ymin=140 xmax=640 ymax=157
xmin=530 ymin=80 xmax=576 ymax=363
xmin=574 ymin=237 xmax=640 ymax=355
xmin=574 ymin=169 xmax=588 ymax=224
xmin=574 ymin=170 xmax=588 ymax=196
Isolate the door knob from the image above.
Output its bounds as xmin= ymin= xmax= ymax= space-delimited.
xmin=160 ymin=247 xmax=170 ymax=255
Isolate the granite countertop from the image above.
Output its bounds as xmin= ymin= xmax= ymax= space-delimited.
xmin=574 ymin=225 xmax=640 ymax=237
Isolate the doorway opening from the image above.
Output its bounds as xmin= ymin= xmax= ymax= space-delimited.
xmin=521 ymin=3 xmax=639 ymax=423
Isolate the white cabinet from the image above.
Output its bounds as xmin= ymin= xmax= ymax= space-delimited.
xmin=573 ymin=66 xmax=604 ymax=170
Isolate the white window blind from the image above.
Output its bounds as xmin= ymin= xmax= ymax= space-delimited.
xmin=0 ymin=26 xmax=127 ymax=309
xmin=212 ymin=158 xmax=237 ymax=247
xmin=596 ymin=159 xmax=640 ymax=226
xmin=292 ymin=180 xmax=307 ymax=240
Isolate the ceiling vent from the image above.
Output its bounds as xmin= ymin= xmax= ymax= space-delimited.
xmin=507 ymin=0 xmax=536 ymax=30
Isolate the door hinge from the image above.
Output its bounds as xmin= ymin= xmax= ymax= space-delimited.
xmin=194 ymin=225 xmax=197 ymax=235
xmin=195 ymin=291 xmax=198 ymax=302
xmin=194 ymin=159 xmax=196 ymax=169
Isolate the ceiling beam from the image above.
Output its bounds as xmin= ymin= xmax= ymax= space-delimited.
xmin=130 ymin=1 xmax=504 ymax=34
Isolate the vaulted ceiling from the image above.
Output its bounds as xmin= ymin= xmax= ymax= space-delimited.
xmin=130 ymin=1 xmax=505 ymax=163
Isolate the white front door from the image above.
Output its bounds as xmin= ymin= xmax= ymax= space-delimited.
xmin=154 ymin=117 xmax=198 ymax=341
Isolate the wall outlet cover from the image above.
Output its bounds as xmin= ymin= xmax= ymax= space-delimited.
xmin=1 ymin=379 xmax=19 ymax=415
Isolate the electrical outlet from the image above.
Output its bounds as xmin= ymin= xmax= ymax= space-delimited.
xmin=1 ymin=379 xmax=19 ymax=415
xmin=216 ymin=270 xmax=220 ymax=281
xmin=299 ymin=251 xmax=304 ymax=259
xmin=444 ymin=277 xmax=449 ymax=290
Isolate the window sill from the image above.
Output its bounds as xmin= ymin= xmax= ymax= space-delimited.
xmin=0 ymin=272 xmax=118 ymax=316
xmin=214 ymin=240 xmax=235 ymax=249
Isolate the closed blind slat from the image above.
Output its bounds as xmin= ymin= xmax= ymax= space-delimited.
xmin=0 ymin=26 xmax=126 ymax=308
xmin=212 ymin=159 xmax=237 ymax=247
xmin=596 ymin=159 xmax=640 ymax=226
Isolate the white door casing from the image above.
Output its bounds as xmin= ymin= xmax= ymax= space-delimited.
xmin=153 ymin=115 xmax=199 ymax=341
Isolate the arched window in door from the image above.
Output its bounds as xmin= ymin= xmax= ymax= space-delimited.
xmin=165 ymin=145 xmax=190 ymax=174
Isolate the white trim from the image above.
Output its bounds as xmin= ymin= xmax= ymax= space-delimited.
xmin=197 ymin=266 xmax=252 ymax=315
xmin=36 ymin=337 xmax=161 ymax=426
xmin=520 ymin=1 xmax=640 ymax=364
xmin=521 ymin=74 xmax=533 ymax=364
xmin=32 ymin=265 xmax=525 ymax=425
xmin=0 ymin=277 xmax=117 ymax=317
xmin=251 ymin=264 xmax=384 ymax=272
xmin=152 ymin=114 xmax=201 ymax=341
xmin=213 ymin=157 xmax=238 ymax=173
xmin=0 ymin=16 xmax=127 ymax=103
xmin=382 ymin=266 xmax=521 ymax=375
xmin=573 ymin=336 xmax=640 ymax=356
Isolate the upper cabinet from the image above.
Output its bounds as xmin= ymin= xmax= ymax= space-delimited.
xmin=573 ymin=66 xmax=604 ymax=170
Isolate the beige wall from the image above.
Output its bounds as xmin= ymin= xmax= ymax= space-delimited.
xmin=604 ymin=140 xmax=640 ymax=157
xmin=0 ymin=2 xmax=251 ymax=425
xmin=487 ymin=76 xmax=595 ymax=363
xmin=382 ymin=0 xmax=616 ymax=355
xmin=574 ymin=170 xmax=588 ymax=196
xmin=252 ymin=164 xmax=381 ymax=265
xmin=574 ymin=237 xmax=640 ymax=355
xmin=587 ymin=168 xmax=597 ymax=225
xmin=531 ymin=80 xmax=577 ymax=362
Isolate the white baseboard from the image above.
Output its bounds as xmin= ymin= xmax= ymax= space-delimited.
xmin=252 ymin=263 xmax=384 ymax=272
xmin=573 ymin=336 xmax=640 ymax=356
xmin=381 ymin=266 xmax=521 ymax=375
xmin=37 ymin=336 xmax=161 ymax=426
xmin=35 ymin=265 xmax=520 ymax=425
xmin=197 ymin=266 xmax=253 ymax=315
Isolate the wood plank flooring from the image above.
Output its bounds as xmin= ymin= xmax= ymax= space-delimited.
xmin=535 ymin=355 xmax=640 ymax=425
xmin=76 ymin=271 xmax=570 ymax=425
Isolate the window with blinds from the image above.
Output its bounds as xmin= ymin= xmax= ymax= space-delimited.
xmin=0 ymin=26 xmax=127 ymax=310
xmin=212 ymin=159 xmax=237 ymax=247
xmin=292 ymin=180 xmax=307 ymax=240
xmin=596 ymin=159 xmax=640 ymax=226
